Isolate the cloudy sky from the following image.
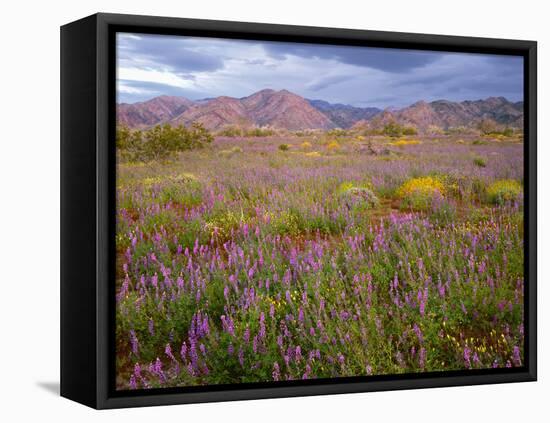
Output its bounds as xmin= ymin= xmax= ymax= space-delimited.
xmin=117 ymin=32 xmax=523 ymax=108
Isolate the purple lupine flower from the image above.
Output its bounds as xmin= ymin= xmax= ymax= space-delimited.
xmin=165 ymin=343 xmax=176 ymax=362
xmin=413 ymin=324 xmax=423 ymax=343
xmin=253 ymin=335 xmax=258 ymax=353
xmin=223 ymin=285 xmax=230 ymax=300
xmin=272 ymin=362 xmax=281 ymax=381
xmin=238 ymin=348 xmax=245 ymax=366
xmin=227 ymin=343 xmax=234 ymax=355
xmin=129 ymin=374 xmax=137 ymax=390
xmin=473 ymin=352 xmax=481 ymax=367
xmin=463 ymin=346 xmax=472 ymax=369
xmin=512 ymin=346 xmax=522 ymax=366
xmin=129 ymin=330 xmax=139 ymax=355
xmin=134 ymin=362 xmax=142 ymax=380
xmin=148 ymin=318 xmax=154 ymax=336
xmin=302 ymin=364 xmax=312 ymax=380
xmin=259 ymin=313 xmax=266 ymax=339
xmin=285 ymin=290 xmax=292 ymax=304
xmin=180 ymin=342 xmax=187 ymax=361
xmin=295 ymin=346 xmax=302 ymax=361
xmin=298 ymin=308 xmax=305 ymax=323
xmin=419 ymin=347 xmax=427 ymax=368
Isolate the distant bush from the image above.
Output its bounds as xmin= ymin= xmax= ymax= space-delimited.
xmin=397 ymin=176 xmax=446 ymax=211
xmin=326 ymin=141 xmax=340 ymax=152
xmin=117 ymin=123 xmax=213 ymax=162
xmin=327 ymin=128 xmax=348 ymax=137
xmin=486 ymin=179 xmax=522 ymax=205
xmin=383 ymin=122 xmax=418 ymax=137
xmin=402 ymin=126 xmax=418 ymax=136
xmin=245 ymin=127 xmax=276 ymax=137
xmin=278 ymin=144 xmax=290 ymax=151
xmin=338 ymin=182 xmax=379 ymax=210
xmin=477 ymin=118 xmax=498 ymax=135
xmin=218 ymin=126 xmax=243 ymax=137
xmin=473 ymin=157 xmax=487 ymax=167
xmin=472 ymin=139 xmax=488 ymax=145
xmin=218 ymin=126 xmax=276 ymax=137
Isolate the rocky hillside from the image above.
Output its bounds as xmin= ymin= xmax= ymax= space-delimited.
xmin=308 ymin=99 xmax=381 ymax=129
xmin=365 ymin=97 xmax=523 ymax=132
xmin=117 ymin=95 xmax=194 ymax=129
xmin=117 ymin=90 xmax=523 ymax=132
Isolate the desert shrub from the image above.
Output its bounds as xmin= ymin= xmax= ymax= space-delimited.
xmin=278 ymin=144 xmax=290 ymax=151
xmin=327 ymin=128 xmax=348 ymax=137
xmin=383 ymin=122 xmax=402 ymax=137
xmin=426 ymin=125 xmax=443 ymax=135
xmin=397 ymin=176 xmax=446 ymax=211
xmin=486 ymin=179 xmax=522 ymax=205
xmin=477 ymin=118 xmax=498 ymax=135
xmin=382 ymin=122 xmax=418 ymax=137
xmin=116 ymin=125 xmax=132 ymax=149
xmin=117 ymin=123 xmax=213 ymax=162
xmin=218 ymin=126 xmax=243 ymax=137
xmin=338 ymin=182 xmax=379 ymax=210
xmin=430 ymin=196 xmax=457 ymax=225
xmin=245 ymin=127 xmax=276 ymax=137
xmin=402 ymin=126 xmax=418 ymax=136
xmin=301 ymin=141 xmax=312 ymax=149
xmin=473 ymin=157 xmax=487 ymax=167
xmin=472 ymin=139 xmax=488 ymax=145
xmin=327 ymin=141 xmax=340 ymax=152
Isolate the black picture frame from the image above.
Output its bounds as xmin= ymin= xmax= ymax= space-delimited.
xmin=60 ymin=12 xmax=537 ymax=409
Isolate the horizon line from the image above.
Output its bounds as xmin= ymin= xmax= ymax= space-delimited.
xmin=117 ymin=88 xmax=523 ymax=110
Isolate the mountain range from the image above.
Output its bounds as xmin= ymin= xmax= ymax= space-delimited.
xmin=117 ymin=89 xmax=523 ymax=132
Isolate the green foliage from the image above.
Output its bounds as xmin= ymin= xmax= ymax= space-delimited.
xmin=383 ymin=122 xmax=418 ymax=137
xmin=327 ymin=128 xmax=349 ymax=137
xmin=219 ymin=126 xmax=276 ymax=137
xmin=338 ymin=182 xmax=379 ymax=210
xmin=117 ymin=123 xmax=213 ymax=162
xmin=472 ymin=139 xmax=488 ymax=145
xmin=278 ymin=143 xmax=290 ymax=151
xmin=487 ymin=179 xmax=523 ymax=205
xmin=473 ymin=157 xmax=487 ymax=167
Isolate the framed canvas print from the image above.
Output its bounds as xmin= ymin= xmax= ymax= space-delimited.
xmin=60 ymin=13 xmax=537 ymax=409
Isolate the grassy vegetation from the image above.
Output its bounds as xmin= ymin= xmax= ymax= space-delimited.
xmin=116 ymin=130 xmax=524 ymax=390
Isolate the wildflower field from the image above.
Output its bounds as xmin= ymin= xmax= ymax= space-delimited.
xmin=115 ymin=133 xmax=525 ymax=390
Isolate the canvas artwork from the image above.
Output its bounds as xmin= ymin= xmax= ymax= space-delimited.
xmin=114 ymin=33 xmax=525 ymax=391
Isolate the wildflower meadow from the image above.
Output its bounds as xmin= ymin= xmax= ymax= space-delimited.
xmin=115 ymin=131 xmax=525 ymax=390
